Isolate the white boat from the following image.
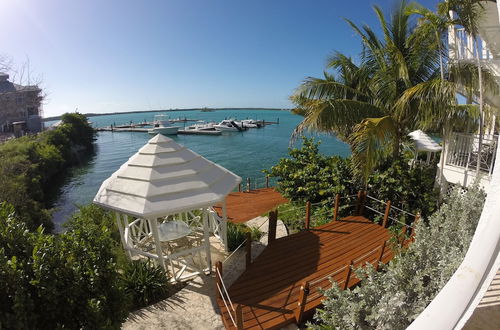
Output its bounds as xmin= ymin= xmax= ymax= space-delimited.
xmin=236 ymin=119 xmax=264 ymax=128
xmin=179 ymin=121 xmax=221 ymax=135
xmin=213 ymin=120 xmax=245 ymax=132
xmin=148 ymin=115 xmax=180 ymax=135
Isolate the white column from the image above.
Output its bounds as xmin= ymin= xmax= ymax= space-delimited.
xmin=203 ymin=209 xmax=212 ymax=273
xmin=148 ymin=218 xmax=166 ymax=270
xmin=115 ymin=212 xmax=131 ymax=259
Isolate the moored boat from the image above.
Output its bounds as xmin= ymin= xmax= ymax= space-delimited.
xmin=148 ymin=115 xmax=181 ymax=135
xmin=213 ymin=120 xmax=245 ymax=132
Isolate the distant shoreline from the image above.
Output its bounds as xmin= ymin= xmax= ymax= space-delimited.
xmin=43 ymin=108 xmax=291 ymax=121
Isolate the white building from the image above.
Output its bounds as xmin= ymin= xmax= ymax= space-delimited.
xmin=439 ymin=0 xmax=500 ymax=194
xmin=0 ymin=73 xmax=43 ymax=134
xmin=411 ymin=1 xmax=500 ymax=328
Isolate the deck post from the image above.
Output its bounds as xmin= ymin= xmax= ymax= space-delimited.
xmin=400 ymin=226 xmax=408 ymax=248
xmin=382 ymin=200 xmax=392 ymax=228
xmin=376 ymin=241 xmax=386 ymax=271
xmin=245 ymin=232 xmax=252 ymax=268
xmin=333 ymin=194 xmax=340 ymax=222
xmin=354 ymin=191 xmax=362 ymax=215
xmin=266 ymin=175 xmax=269 ymax=188
xmin=305 ymin=201 xmax=311 ymax=230
xmin=215 ymin=261 xmax=223 ymax=299
xmin=268 ymin=210 xmax=277 ymax=245
xmin=359 ymin=191 xmax=366 ymax=216
xmin=246 ymin=178 xmax=250 ymax=192
xmin=238 ymin=183 xmax=241 ymax=192
xmin=236 ymin=304 xmax=244 ymax=330
xmin=294 ymin=281 xmax=309 ymax=324
xmin=343 ymin=260 xmax=354 ymax=290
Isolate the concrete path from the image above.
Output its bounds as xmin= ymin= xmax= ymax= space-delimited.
xmin=123 ymin=216 xmax=293 ymax=330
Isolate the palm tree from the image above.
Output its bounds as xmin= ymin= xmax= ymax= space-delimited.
xmin=291 ymin=0 xmax=441 ymax=182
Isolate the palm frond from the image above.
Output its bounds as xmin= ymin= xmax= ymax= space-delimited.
xmin=350 ymin=116 xmax=397 ymax=183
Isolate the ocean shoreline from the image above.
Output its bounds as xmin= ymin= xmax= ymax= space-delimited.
xmin=43 ymin=107 xmax=291 ymax=121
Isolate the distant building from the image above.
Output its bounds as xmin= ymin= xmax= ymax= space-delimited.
xmin=0 ymin=73 xmax=43 ymax=135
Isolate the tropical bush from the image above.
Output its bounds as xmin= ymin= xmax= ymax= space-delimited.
xmin=367 ymin=159 xmax=439 ymax=217
xmin=121 ymin=260 xmax=172 ymax=309
xmin=268 ymin=138 xmax=439 ymax=222
xmin=311 ymin=185 xmax=485 ymax=329
xmin=227 ymin=222 xmax=262 ymax=251
xmin=266 ymin=137 xmax=355 ymax=203
xmin=0 ymin=202 xmax=129 ymax=329
xmin=0 ymin=112 xmax=95 ymax=231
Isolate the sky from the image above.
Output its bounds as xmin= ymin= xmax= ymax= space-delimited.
xmin=0 ymin=0 xmax=440 ymax=117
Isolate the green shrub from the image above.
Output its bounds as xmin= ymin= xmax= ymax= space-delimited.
xmin=311 ymin=185 xmax=485 ymax=329
xmin=265 ymin=137 xmax=355 ymax=203
xmin=121 ymin=260 xmax=171 ymax=309
xmin=227 ymin=222 xmax=262 ymax=251
xmin=0 ymin=112 xmax=95 ymax=231
xmin=0 ymin=202 xmax=129 ymax=329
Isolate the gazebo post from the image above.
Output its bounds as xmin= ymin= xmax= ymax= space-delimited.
xmin=116 ymin=212 xmax=135 ymax=260
xmin=148 ymin=218 xmax=166 ymax=271
xmin=116 ymin=213 xmax=132 ymax=259
xmin=203 ymin=209 xmax=212 ymax=273
xmin=221 ymin=199 xmax=229 ymax=252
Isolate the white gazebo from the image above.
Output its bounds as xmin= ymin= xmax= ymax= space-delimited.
xmin=408 ymin=130 xmax=442 ymax=165
xmin=93 ymin=134 xmax=241 ymax=281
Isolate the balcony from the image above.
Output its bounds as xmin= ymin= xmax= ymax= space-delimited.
xmin=442 ymin=133 xmax=498 ymax=192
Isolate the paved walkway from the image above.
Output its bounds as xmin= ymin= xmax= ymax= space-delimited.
xmin=464 ymin=267 xmax=500 ymax=329
xmin=214 ymin=188 xmax=288 ymax=224
xmin=123 ymin=216 xmax=290 ymax=330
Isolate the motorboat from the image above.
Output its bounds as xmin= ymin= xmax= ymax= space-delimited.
xmin=213 ymin=120 xmax=245 ymax=132
xmin=179 ymin=121 xmax=221 ymax=135
xmin=148 ymin=115 xmax=180 ymax=135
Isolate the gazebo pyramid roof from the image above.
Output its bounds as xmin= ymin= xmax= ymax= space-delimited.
xmin=408 ymin=129 xmax=442 ymax=152
xmin=93 ymin=134 xmax=241 ymax=218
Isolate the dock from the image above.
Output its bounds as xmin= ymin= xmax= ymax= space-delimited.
xmin=216 ymin=215 xmax=395 ymax=329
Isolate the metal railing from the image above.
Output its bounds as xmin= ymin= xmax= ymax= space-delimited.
xmin=446 ymin=133 xmax=498 ymax=175
xmin=451 ymin=27 xmax=493 ymax=61
xmin=235 ymin=175 xmax=278 ymax=192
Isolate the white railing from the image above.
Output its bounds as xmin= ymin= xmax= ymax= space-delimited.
xmin=446 ymin=133 xmax=498 ymax=175
xmin=451 ymin=27 xmax=493 ymax=61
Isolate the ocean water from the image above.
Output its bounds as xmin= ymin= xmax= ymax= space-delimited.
xmin=50 ymin=109 xmax=350 ymax=230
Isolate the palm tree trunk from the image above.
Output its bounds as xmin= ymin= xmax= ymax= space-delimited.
xmin=475 ymin=42 xmax=484 ymax=177
xmin=393 ymin=128 xmax=401 ymax=159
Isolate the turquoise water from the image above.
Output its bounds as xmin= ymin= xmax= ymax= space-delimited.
xmin=50 ymin=109 xmax=350 ymax=230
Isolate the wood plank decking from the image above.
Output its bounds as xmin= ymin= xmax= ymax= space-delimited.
xmin=216 ymin=215 xmax=394 ymax=329
xmin=214 ymin=188 xmax=288 ymax=224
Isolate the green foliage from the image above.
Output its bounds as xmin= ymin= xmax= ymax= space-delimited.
xmin=268 ymin=138 xmax=439 ymax=228
xmin=0 ymin=112 xmax=95 ymax=231
xmin=311 ymin=185 xmax=485 ymax=329
xmin=266 ymin=137 xmax=355 ymax=203
xmin=0 ymin=202 xmax=129 ymax=329
xmin=367 ymin=159 xmax=439 ymax=217
xmin=227 ymin=222 xmax=262 ymax=251
xmin=60 ymin=112 xmax=96 ymax=149
xmin=121 ymin=260 xmax=172 ymax=309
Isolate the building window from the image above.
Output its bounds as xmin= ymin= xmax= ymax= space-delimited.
xmin=16 ymin=95 xmax=23 ymax=105
xmin=27 ymin=107 xmax=37 ymax=116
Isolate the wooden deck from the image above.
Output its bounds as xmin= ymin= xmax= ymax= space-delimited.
xmin=214 ymin=188 xmax=288 ymax=224
xmin=216 ymin=215 xmax=394 ymax=329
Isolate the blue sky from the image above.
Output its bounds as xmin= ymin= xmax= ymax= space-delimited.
xmin=0 ymin=0 xmax=439 ymax=117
